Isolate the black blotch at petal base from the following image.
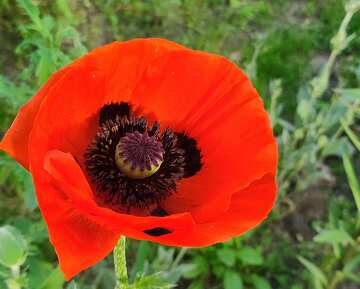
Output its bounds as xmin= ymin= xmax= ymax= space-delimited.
xmin=143 ymin=227 xmax=172 ymax=236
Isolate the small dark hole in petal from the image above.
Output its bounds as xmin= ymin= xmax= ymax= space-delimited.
xmin=99 ymin=102 xmax=130 ymax=125
xmin=143 ymin=227 xmax=172 ymax=236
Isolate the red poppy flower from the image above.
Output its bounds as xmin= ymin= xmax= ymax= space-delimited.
xmin=0 ymin=38 xmax=277 ymax=279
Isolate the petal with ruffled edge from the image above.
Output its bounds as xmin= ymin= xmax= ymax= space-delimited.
xmin=42 ymin=150 xmax=195 ymax=278
xmin=41 ymin=150 xmax=274 ymax=277
xmin=0 ymin=66 xmax=72 ymax=169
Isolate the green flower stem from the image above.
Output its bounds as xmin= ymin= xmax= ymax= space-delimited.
xmin=114 ymin=237 xmax=129 ymax=289
xmin=311 ymin=3 xmax=359 ymax=98
xmin=5 ymin=266 xmax=21 ymax=289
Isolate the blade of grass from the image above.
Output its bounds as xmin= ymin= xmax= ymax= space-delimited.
xmin=341 ymin=120 xmax=360 ymax=151
xmin=130 ymin=241 xmax=150 ymax=281
xmin=342 ymin=153 xmax=360 ymax=212
xmin=298 ymin=256 xmax=327 ymax=289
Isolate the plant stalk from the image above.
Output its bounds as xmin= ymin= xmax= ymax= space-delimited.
xmin=114 ymin=236 xmax=128 ymax=289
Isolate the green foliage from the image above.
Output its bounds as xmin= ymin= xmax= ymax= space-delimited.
xmin=223 ymin=271 xmax=242 ymax=289
xmin=237 ymin=247 xmax=263 ymax=266
xmin=342 ymin=153 xmax=360 ymax=212
xmin=216 ymin=248 xmax=236 ymax=267
xmin=298 ymin=256 xmax=327 ymax=289
xmin=0 ymin=0 xmax=360 ymax=289
xmin=0 ymin=154 xmax=37 ymax=211
xmin=16 ymin=0 xmax=87 ymax=85
xmin=314 ymin=228 xmax=354 ymax=245
xmin=0 ymin=226 xmax=27 ymax=268
xmin=129 ymin=273 xmax=174 ymax=289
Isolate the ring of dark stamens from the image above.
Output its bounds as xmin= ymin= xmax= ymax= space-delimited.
xmin=99 ymin=102 xmax=130 ymax=125
xmin=84 ymin=102 xmax=202 ymax=211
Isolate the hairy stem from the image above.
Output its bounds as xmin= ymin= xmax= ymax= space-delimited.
xmin=114 ymin=237 xmax=128 ymax=289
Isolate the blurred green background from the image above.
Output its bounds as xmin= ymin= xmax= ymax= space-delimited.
xmin=0 ymin=0 xmax=360 ymax=289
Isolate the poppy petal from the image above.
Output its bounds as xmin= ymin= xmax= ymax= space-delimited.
xmin=24 ymin=39 xmax=187 ymax=165
xmin=36 ymin=156 xmax=120 ymax=280
xmin=179 ymin=80 xmax=278 ymax=222
xmin=193 ymin=173 xmax=277 ymax=245
xmin=27 ymin=63 xmax=107 ymax=164
xmin=42 ymin=150 xmax=195 ymax=235
xmin=0 ymin=67 xmax=72 ymax=169
xmin=125 ymin=49 xmax=277 ymax=221
xmin=41 ymin=151 xmax=275 ymax=249
xmin=45 ymin=202 xmax=119 ymax=280
xmin=37 ymin=149 xmax=196 ymax=276
xmin=147 ymin=173 xmax=276 ymax=247
xmin=30 ymin=150 xmax=274 ymax=279
xmin=83 ymin=38 xmax=188 ymax=106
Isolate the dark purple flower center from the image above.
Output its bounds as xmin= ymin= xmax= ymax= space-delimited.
xmin=84 ymin=102 xmax=202 ymax=211
xmin=115 ymin=131 xmax=165 ymax=179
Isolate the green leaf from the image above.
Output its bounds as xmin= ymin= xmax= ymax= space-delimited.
xmin=183 ymin=256 xmax=208 ymax=279
xmin=56 ymin=0 xmax=73 ymax=20
xmin=131 ymin=241 xmax=150 ymax=281
xmin=224 ymin=271 xmax=243 ymax=289
xmin=250 ymin=274 xmax=272 ymax=289
xmin=66 ymin=281 xmax=78 ymax=289
xmin=298 ymin=256 xmax=327 ymax=289
xmin=16 ymin=0 xmax=40 ymax=25
xmin=0 ymin=76 xmax=32 ymax=107
xmin=36 ymin=48 xmax=53 ymax=85
xmin=237 ymin=247 xmax=263 ymax=265
xmin=314 ymin=228 xmax=354 ymax=245
xmin=344 ymin=254 xmax=360 ymax=282
xmin=297 ymin=99 xmax=314 ymax=122
xmin=27 ymin=258 xmax=53 ymax=289
xmin=321 ymin=137 xmax=353 ymax=157
xmin=187 ymin=280 xmax=203 ymax=289
xmin=21 ymin=171 xmax=37 ymax=210
xmin=0 ymin=156 xmax=37 ymax=210
xmin=38 ymin=267 xmax=65 ymax=289
xmin=217 ymin=248 xmax=236 ymax=267
xmin=16 ymin=0 xmax=50 ymax=38
xmin=165 ymin=264 xmax=194 ymax=284
xmin=342 ymin=121 xmax=360 ymax=151
xmin=342 ymin=153 xmax=360 ymax=212
xmin=131 ymin=273 xmax=173 ymax=289
xmin=0 ymin=226 xmax=27 ymax=268
xmin=338 ymin=88 xmax=360 ymax=102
